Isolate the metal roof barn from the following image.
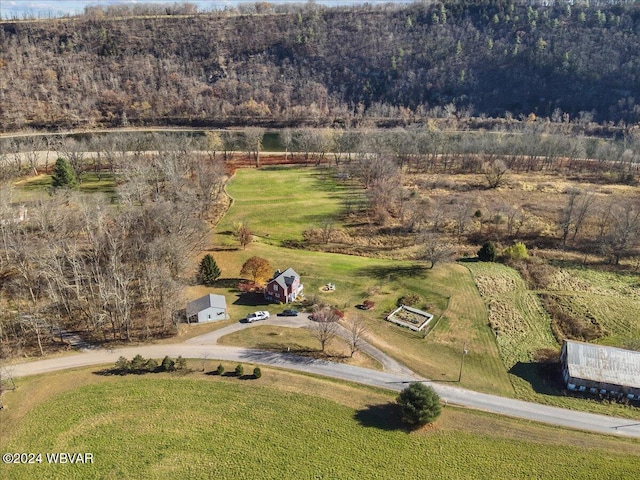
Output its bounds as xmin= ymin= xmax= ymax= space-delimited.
xmin=561 ymin=340 xmax=640 ymax=397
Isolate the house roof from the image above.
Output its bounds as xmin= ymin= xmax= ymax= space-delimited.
xmin=269 ymin=267 xmax=300 ymax=289
xmin=564 ymin=340 xmax=640 ymax=389
xmin=186 ymin=294 xmax=227 ymax=318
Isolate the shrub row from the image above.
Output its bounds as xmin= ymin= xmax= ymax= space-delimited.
xmin=213 ymin=363 xmax=262 ymax=379
xmin=110 ymin=354 xmax=188 ymax=375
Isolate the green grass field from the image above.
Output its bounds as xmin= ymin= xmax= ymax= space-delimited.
xmin=202 ymin=167 xmax=512 ymax=395
xmin=2 ymin=368 xmax=639 ymax=480
xmin=465 ymin=261 xmax=558 ymax=369
xmin=217 ymin=167 xmax=351 ymax=245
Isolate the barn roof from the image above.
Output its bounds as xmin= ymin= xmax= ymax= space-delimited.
xmin=564 ymin=340 xmax=640 ymax=389
xmin=186 ymin=294 xmax=227 ymax=318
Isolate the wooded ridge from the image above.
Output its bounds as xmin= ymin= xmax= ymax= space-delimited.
xmin=2 ymin=0 xmax=640 ymax=131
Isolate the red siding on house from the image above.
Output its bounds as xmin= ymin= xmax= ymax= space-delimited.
xmin=264 ymin=268 xmax=302 ymax=304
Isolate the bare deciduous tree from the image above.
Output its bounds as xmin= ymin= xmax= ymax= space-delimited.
xmin=243 ymin=127 xmax=265 ymax=168
xmin=419 ymin=231 xmax=455 ymax=269
xmin=310 ymin=306 xmax=340 ymax=352
xmin=559 ymin=189 xmax=595 ymax=248
xmin=482 ymin=159 xmax=509 ymax=189
xmin=346 ymin=315 xmax=367 ymax=357
xmin=234 ymin=220 xmax=253 ymax=249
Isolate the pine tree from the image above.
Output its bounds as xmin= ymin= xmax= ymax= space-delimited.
xmin=477 ymin=241 xmax=497 ymax=262
xmin=51 ymin=157 xmax=78 ymax=189
xmin=397 ymin=382 xmax=441 ymax=428
xmin=198 ymin=254 xmax=221 ymax=286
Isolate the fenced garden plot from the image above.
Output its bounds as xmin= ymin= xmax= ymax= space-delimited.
xmin=386 ymin=306 xmax=434 ymax=332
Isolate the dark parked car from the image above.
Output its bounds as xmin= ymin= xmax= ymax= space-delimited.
xmin=278 ymin=309 xmax=299 ymax=317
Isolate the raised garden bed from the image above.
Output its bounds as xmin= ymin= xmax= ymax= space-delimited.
xmin=386 ymin=305 xmax=434 ymax=332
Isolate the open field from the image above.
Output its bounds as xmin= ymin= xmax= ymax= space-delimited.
xmin=201 ymin=167 xmax=512 ymax=395
xmin=466 ymin=261 xmax=558 ymax=369
xmin=2 ymin=367 xmax=639 ymax=480
xmin=543 ymin=266 xmax=640 ymax=348
xmin=216 ymin=166 xmax=352 ymax=245
xmin=466 ymin=261 xmax=640 ymax=417
xmin=8 ymin=164 xmax=638 ymax=417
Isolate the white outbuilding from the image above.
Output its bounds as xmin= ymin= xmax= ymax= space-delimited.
xmin=186 ymin=294 xmax=229 ymax=323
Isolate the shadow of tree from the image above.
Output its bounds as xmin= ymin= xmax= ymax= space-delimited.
xmin=253 ymin=343 xmax=316 ymax=353
xmin=357 ymin=265 xmax=428 ymax=281
xmin=208 ymin=246 xmax=239 ymax=252
xmin=213 ymin=277 xmax=245 ymax=289
xmin=353 ymin=403 xmax=406 ymax=431
xmin=458 ymin=257 xmax=480 ymax=263
xmin=238 ymin=349 xmax=319 ymax=366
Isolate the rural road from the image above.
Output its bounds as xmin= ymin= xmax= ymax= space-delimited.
xmin=185 ymin=314 xmax=415 ymax=376
xmin=5 ymin=338 xmax=640 ymax=439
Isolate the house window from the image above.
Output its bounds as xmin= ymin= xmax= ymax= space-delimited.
xmin=274 ymin=285 xmax=278 ymax=291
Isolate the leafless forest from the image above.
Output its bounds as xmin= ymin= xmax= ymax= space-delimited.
xmin=3 ymin=1 xmax=640 ymax=130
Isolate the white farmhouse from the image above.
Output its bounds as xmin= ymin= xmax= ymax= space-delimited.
xmin=186 ymin=294 xmax=229 ymax=323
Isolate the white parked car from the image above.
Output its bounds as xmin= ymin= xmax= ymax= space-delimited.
xmin=245 ymin=311 xmax=270 ymax=323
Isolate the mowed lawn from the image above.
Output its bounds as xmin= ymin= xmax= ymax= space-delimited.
xmin=199 ymin=167 xmax=512 ymax=395
xmin=217 ymin=166 xmax=351 ymax=245
xmin=3 ymin=369 xmax=639 ymax=480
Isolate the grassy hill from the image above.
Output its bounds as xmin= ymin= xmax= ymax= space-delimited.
xmin=2 ymin=367 xmax=639 ymax=480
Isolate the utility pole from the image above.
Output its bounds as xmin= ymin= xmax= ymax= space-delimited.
xmin=458 ymin=342 xmax=468 ymax=382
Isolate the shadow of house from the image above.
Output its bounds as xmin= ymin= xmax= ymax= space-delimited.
xmin=232 ymin=292 xmax=271 ymax=307
xmin=509 ymin=361 xmax=564 ymax=396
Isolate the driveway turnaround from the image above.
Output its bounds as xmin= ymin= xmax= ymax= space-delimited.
xmin=5 ymin=343 xmax=640 ymax=439
xmin=185 ymin=314 xmax=414 ymax=376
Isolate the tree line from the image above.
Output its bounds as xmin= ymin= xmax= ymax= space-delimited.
xmin=3 ymin=1 xmax=640 ymax=131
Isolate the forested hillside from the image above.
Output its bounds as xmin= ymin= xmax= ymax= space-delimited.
xmin=2 ymin=0 xmax=640 ymax=131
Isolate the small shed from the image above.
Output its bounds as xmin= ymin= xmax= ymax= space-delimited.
xmin=560 ymin=339 xmax=640 ymax=399
xmin=186 ymin=294 xmax=228 ymax=323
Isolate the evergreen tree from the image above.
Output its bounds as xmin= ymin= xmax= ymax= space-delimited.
xmin=161 ymin=355 xmax=176 ymax=372
xmin=477 ymin=241 xmax=497 ymax=262
xmin=51 ymin=157 xmax=78 ymax=189
xmin=198 ymin=254 xmax=221 ymax=286
xmin=397 ymin=382 xmax=441 ymax=428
